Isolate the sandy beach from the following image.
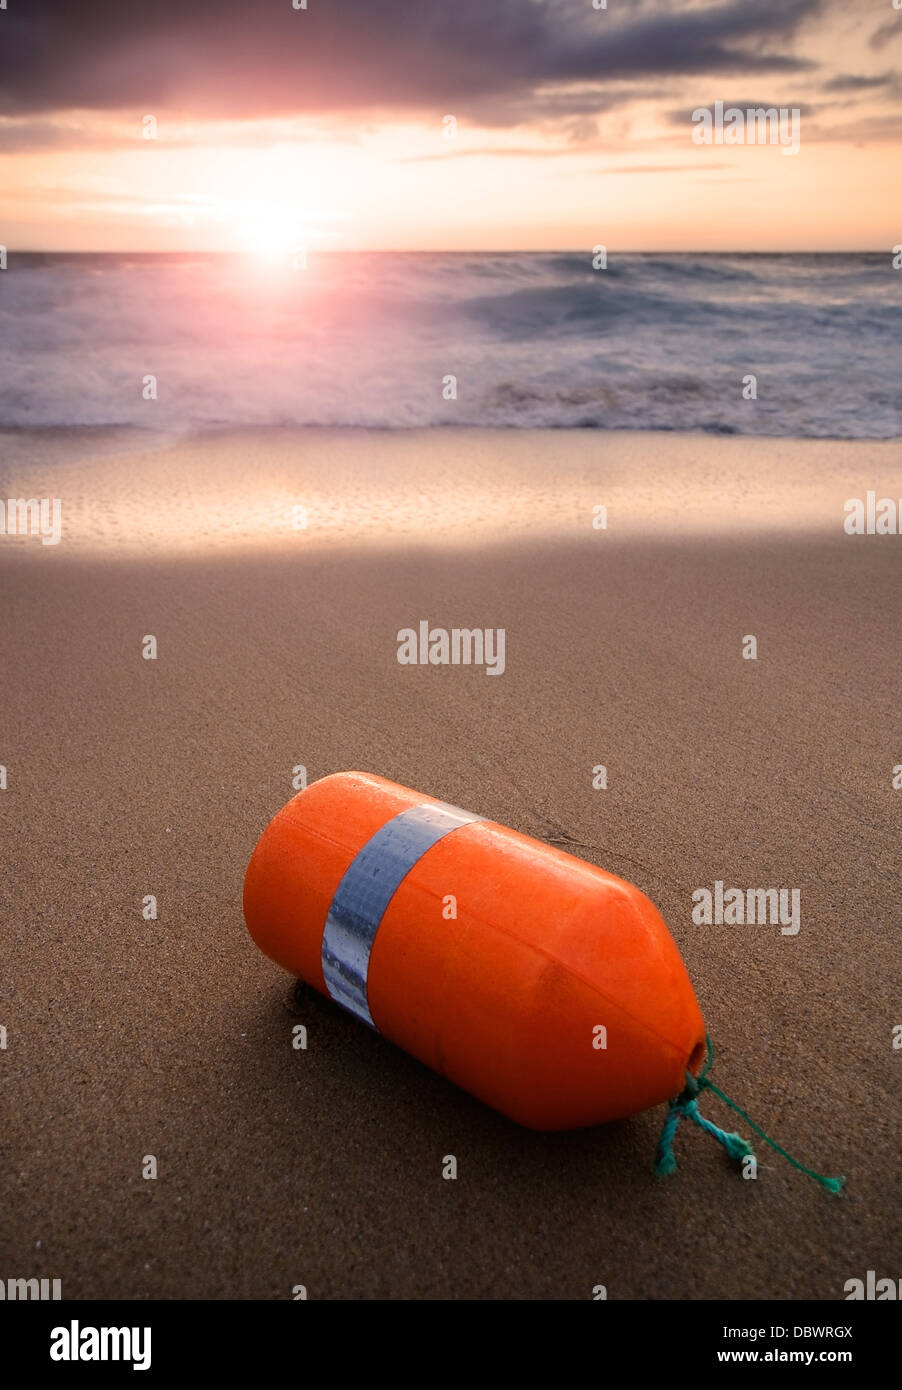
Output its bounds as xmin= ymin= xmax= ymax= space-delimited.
xmin=1 ymin=426 xmax=899 ymax=1300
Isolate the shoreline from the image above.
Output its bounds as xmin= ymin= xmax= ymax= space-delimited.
xmin=2 ymin=427 xmax=900 ymax=560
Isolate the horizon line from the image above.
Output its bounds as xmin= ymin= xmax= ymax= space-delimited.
xmin=3 ymin=246 xmax=891 ymax=256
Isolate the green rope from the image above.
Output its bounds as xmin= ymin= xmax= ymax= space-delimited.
xmin=655 ymin=1036 xmax=845 ymax=1195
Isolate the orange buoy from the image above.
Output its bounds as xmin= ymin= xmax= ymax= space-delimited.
xmin=243 ymin=771 xmax=706 ymax=1131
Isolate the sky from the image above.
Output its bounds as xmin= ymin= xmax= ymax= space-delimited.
xmin=1 ymin=0 xmax=900 ymax=252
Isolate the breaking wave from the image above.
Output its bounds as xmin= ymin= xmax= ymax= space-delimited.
xmin=0 ymin=251 xmax=898 ymax=436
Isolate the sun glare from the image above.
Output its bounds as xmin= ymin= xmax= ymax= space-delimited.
xmin=247 ymin=218 xmax=296 ymax=260
xmin=235 ymin=201 xmax=304 ymax=261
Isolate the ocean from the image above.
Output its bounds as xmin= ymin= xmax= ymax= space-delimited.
xmin=1 ymin=251 xmax=898 ymax=437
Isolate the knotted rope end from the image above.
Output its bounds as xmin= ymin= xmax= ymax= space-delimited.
xmin=653 ymin=1036 xmax=845 ymax=1196
xmin=655 ymin=1148 xmax=679 ymax=1179
xmin=721 ymin=1130 xmax=755 ymax=1163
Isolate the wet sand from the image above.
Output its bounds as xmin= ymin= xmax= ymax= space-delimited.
xmin=0 ymin=428 xmax=899 ymax=1299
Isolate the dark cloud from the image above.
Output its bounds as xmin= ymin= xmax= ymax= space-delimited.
xmin=0 ymin=0 xmax=823 ymax=121
xmin=823 ymin=72 xmax=895 ymax=92
xmin=869 ymin=20 xmax=902 ymax=53
xmin=666 ymin=101 xmax=815 ymax=126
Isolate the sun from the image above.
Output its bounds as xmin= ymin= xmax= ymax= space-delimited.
xmin=247 ymin=215 xmax=296 ymax=260
xmin=234 ymin=199 xmax=307 ymax=262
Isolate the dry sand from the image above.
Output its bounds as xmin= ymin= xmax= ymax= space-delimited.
xmin=0 ymin=427 xmax=899 ymax=1299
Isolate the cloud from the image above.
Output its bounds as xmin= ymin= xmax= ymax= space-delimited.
xmin=399 ymin=146 xmax=601 ymax=164
xmin=0 ymin=0 xmax=823 ymax=121
xmin=665 ymin=101 xmax=815 ymax=125
xmin=599 ymin=160 xmax=732 ymax=172
xmin=0 ymin=119 xmax=92 ymax=152
xmin=869 ymin=20 xmax=902 ymax=53
xmin=823 ymin=72 xmax=895 ymax=92
xmin=0 ymin=113 xmax=344 ymax=154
